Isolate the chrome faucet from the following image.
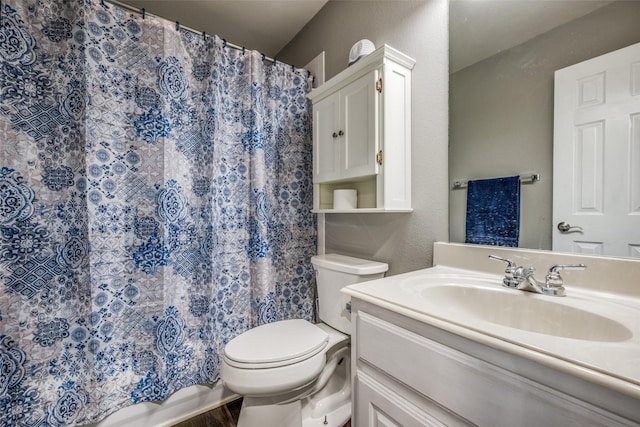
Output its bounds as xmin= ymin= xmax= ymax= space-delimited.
xmin=488 ymin=255 xmax=586 ymax=297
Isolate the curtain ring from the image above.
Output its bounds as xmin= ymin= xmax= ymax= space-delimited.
xmin=261 ymin=53 xmax=265 ymax=61
xmin=272 ymin=57 xmax=277 ymax=65
xmin=203 ymin=31 xmax=206 ymax=41
xmin=242 ymin=46 xmax=245 ymax=55
xmin=176 ymin=21 xmax=180 ymax=31
xmin=222 ymin=39 xmax=227 ymax=48
xmin=141 ymin=8 xmax=145 ymax=19
xmin=291 ymin=64 xmax=295 ymax=72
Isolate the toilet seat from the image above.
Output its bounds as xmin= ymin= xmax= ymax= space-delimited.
xmin=224 ymin=319 xmax=329 ymax=369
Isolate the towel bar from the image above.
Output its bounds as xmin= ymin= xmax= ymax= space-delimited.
xmin=452 ymin=173 xmax=540 ymax=190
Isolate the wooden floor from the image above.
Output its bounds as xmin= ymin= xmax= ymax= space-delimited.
xmin=173 ymin=398 xmax=242 ymax=427
xmin=172 ymin=398 xmax=351 ymax=427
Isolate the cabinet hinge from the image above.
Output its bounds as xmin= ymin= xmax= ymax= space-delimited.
xmin=376 ymin=150 xmax=383 ymax=166
xmin=376 ymin=78 xmax=383 ymax=93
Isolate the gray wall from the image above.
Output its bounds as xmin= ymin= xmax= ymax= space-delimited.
xmin=449 ymin=1 xmax=640 ymax=250
xmin=277 ymin=0 xmax=449 ymax=275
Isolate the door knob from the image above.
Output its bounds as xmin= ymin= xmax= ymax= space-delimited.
xmin=557 ymin=222 xmax=583 ymax=233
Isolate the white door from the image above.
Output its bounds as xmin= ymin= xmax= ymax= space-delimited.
xmin=553 ymin=42 xmax=640 ymax=257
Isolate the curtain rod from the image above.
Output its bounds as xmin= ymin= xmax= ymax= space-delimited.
xmin=102 ymin=0 xmax=278 ymax=64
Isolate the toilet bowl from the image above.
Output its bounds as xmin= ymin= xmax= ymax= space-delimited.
xmin=220 ymin=254 xmax=388 ymax=427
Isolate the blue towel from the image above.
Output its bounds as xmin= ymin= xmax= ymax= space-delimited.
xmin=465 ymin=176 xmax=520 ymax=247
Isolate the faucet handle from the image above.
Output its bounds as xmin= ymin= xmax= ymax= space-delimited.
xmin=545 ymin=264 xmax=586 ymax=288
xmin=488 ymin=255 xmax=519 ymax=287
xmin=488 ymin=254 xmax=516 ymax=268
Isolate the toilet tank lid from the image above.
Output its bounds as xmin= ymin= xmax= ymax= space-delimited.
xmin=311 ymin=253 xmax=388 ymax=275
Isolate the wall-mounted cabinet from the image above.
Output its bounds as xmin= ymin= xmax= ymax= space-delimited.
xmin=313 ymin=72 xmax=378 ymax=183
xmin=308 ymin=45 xmax=415 ymax=213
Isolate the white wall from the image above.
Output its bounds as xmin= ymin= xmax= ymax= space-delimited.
xmin=449 ymin=1 xmax=640 ymax=250
xmin=278 ymin=0 xmax=450 ymax=275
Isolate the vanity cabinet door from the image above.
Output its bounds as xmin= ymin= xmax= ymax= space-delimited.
xmin=355 ymin=371 xmax=468 ymax=427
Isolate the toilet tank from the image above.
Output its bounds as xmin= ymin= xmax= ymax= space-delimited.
xmin=311 ymin=254 xmax=388 ymax=334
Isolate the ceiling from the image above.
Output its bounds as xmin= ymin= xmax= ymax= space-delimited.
xmin=118 ymin=0 xmax=614 ymax=70
xmin=449 ymin=0 xmax=615 ymax=73
xmin=122 ymin=0 xmax=328 ymax=58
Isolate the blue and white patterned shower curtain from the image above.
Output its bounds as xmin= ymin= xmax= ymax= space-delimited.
xmin=0 ymin=1 xmax=316 ymax=425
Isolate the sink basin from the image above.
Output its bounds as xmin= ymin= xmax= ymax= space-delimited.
xmin=344 ymin=264 xmax=640 ymax=397
xmin=400 ymin=276 xmax=632 ymax=342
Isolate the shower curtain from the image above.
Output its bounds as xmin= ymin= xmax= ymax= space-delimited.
xmin=0 ymin=1 xmax=316 ymax=425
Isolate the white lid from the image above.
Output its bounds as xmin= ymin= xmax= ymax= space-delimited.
xmin=311 ymin=253 xmax=388 ymax=275
xmin=224 ymin=319 xmax=328 ymax=367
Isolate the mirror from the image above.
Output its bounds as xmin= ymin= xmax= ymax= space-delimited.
xmin=449 ymin=0 xmax=640 ymax=254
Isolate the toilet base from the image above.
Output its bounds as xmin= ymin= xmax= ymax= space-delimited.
xmin=237 ymin=396 xmax=350 ymax=427
xmin=301 ymin=399 xmax=350 ymax=427
xmin=236 ymin=345 xmax=351 ymax=427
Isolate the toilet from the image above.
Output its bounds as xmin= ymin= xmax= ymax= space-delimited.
xmin=221 ymin=253 xmax=388 ymax=427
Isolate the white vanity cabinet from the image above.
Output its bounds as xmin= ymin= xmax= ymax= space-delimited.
xmin=351 ymin=298 xmax=640 ymax=427
xmin=308 ymin=45 xmax=415 ymax=212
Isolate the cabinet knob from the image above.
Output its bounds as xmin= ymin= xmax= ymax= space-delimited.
xmin=332 ymin=132 xmax=338 ymax=138
xmin=338 ymin=130 xmax=344 ymax=136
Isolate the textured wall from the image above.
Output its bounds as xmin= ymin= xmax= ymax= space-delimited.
xmin=277 ymin=0 xmax=450 ymax=275
xmin=449 ymin=1 xmax=640 ymax=250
